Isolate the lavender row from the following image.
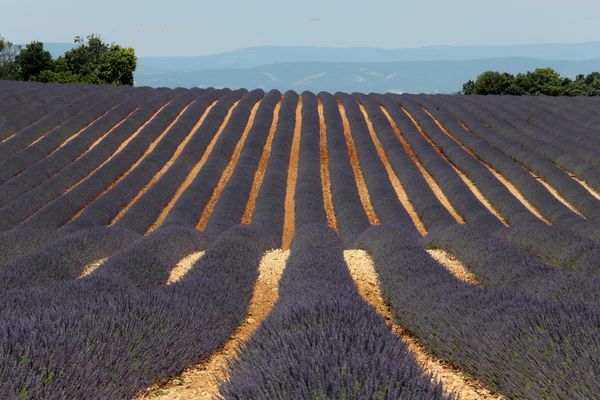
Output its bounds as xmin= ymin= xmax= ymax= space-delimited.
xmin=424 ymin=223 xmax=600 ymax=304
xmin=417 ymin=95 xmax=586 ymax=227
xmin=0 ymin=85 xmax=94 ymax=136
xmin=0 ymin=226 xmax=139 ymax=291
xmin=293 ymin=92 xmax=328 ymax=228
xmin=0 ymin=224 xmax=267 ymax=399
xmin=0 ymin=89 xmax=156 ymax=205
xmin=439 ymin=96 xmax=600 ymax=222
xmin=249 ymin=91 xmax=299 ymax=247
xmin=375 ymin=94 xmax=500 ymax=229
xmin=17 ymin=91 xmax=198 ymax=230
xmin=477 ymin=96 xmax=600 ymax=180
xmin=160 ymin=89 xmax=264 ymax=228
xmin=356 ymin=93 xmax=456 ymax=231
xmin=221 ymin=224 xmax=448 ymax=399
xmin=358 ymin=224 xmax=600 ymax=399
xmin=395 ymin=95 xmax=538 ymax=226
xmin=115 ymin=89 xmax=245 ymax=233
xmin=0 ymin=91 xmax=176 ymax=230
xmin=337 ymin=93 xmax=415 ymax=227
xmin=64 ymin=89 xmax=226 ymax=231
xmin=320 ymin=92 xmax=371 ymax=245
xmin=203 ymin=90 xmax=281 ymax=239
xmin=0 ymin=90 xmax=133 ymax=182
xmin=0 ymin=89 xmax=113 ymax=159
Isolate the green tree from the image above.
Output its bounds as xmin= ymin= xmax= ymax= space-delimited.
xmin=462 ymin=80 xmax=476 ymax=95
xmin=97 ymin=46 xmax=136 ymax=85
xmin=515 ymin=68 xmax=563 ymax=95
xmin=472 ymin=71 xmax=516 ymax=95
xmin=0 ymin=36 xmax=21 ymax=80
xmin=15 ymin=41 xmax=53 ymax=81
xmin=54 ymin=35 xmax=136 ymax=85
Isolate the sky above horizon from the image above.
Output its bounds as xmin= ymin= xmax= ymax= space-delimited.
xmin=3 ymin=0 xmax=600 ymax=56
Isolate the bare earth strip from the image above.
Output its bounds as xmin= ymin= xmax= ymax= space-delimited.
xmin=359 ymin=104 xmax=427 ymax=235
xmin=63 ymin=101 xmax=172 ymax=196
xmin=137 ymin=250 xmax=289 ymax=400
xmin=572 ymin=176 xmax=600 ymax=200
xmin=380 ymin=106 xmax=465 ymax=224
xmin=427 ymin=249 xmax=482 ymax=287
xmin=317 ymin=98 xmax=339 ymax=231
xmin=79 ymin=257 xmax=108 ymax=278
xmin=167 ymin=251 xmax=205 ymax=284
xmin=147 ymin=100 xmax=241 ymax=233
xmin=195 ymin=100 xmax=262 ymax=230
xmin=344 ymin=250 xmax=502 ymax=400
xmin=65 ymin=101 xmax=197 ymax=224
xmin=281 ymin=98 xmax=303 ymax=250
xmin=337 ymin=101 xmax=380 ymax=225
xmin=528 ymin=172 xmax=586 ymax=218
xmin=423 ymin=108 xmax=550 ymax=224
xmin=111 ymin=100 xmax=219 ymax=225
xmin=400 ymin=106 xmax=509 ymax=226
xmin=241 ymin=100 xmax=282 ymax=224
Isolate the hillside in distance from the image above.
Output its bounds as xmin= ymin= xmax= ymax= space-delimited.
xmin=135 ymin=42 xmax=600 ymax=92
xmin=135 ymin=57 xmax=600 ymax=94
xmin=138 ymin=42 xmax=600 ymax=71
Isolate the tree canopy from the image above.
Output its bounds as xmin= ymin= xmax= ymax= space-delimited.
xmin=0 ymin=34 xmax=136 ymax=86
xmin=463 ymin=68 xmax=600 ymax=96
xmin=0 ymin=36 xmax=21 ymax=80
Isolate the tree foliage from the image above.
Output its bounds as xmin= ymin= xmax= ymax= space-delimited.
xmin=0 ymin=34 xmax=136 ymax=86
xmin=0 ymin=36 xmax=21 ymax=80
xmin=15 ymin=41 xmax=53 ymax=81
xmin=463 ymin=67 xmax=600 ymax=96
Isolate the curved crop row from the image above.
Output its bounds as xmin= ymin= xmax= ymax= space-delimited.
xmin=356 ymin=93 xmax=456 ymax=232
xmin=358 ymin=224 xmax=600 ymax=399
xmin=319 ymin=92 xmax=371 ymax=244
xmin=337 ymin=93 xmax=414 ymax=227
xmin=375 ymin=94 xmax=501 ymax=230
xmin=0 ymin=91 xmax=177 ymax=230
xmin=424 ymin=223 xmax=600 ymax=304
xmin=115 ymin=89 xmax=245 ymax=233
xmin=64 ymin=89 xmax=226 ymax=231
xmin=17 ymin=91 xmax=199 ymax=229
xmin=0 ymin=224 xmax=267 ymax=399
xmin=221 ymin=224 xmax=448 ymax=399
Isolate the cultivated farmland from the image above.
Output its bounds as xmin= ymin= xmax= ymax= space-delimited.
xmin=0 ymin=79 xmax=599 ymax=399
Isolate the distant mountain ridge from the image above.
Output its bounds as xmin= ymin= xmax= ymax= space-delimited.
xmin=135 ymin=57 xmax=600 ymax=94
xmin=138 ymin=42 xmax=600 ymax=72
xmin=32 ymin=42 xmax=600 ymax=93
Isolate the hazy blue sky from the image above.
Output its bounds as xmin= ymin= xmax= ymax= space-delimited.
xmin=3 ymin=0 xmax=600 ymax=56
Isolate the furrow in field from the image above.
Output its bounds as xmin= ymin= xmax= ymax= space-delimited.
xmin=400 ymin=106 xmax=509 ymax=226
xmin=167 ymin=251 xmax=205 ymax=285
xmin=64 ymin=100 xmax=195 ymax=225
xmin=345 ymin=250 xmax=502 ymax=400
xmin=281 ymin=98 xmax=303 ymax=250
xmin=337 ymin=101 xmax=380 ymax=225
xmin=195 ymin=100 xmax=262 ymax=231
xmin=62 ymin=101 xmax=172 ymax=196
xmin=358 ymin=103 xmax=427 ymax=235
xmin=426 ymin=249 xmax=482 ymax=287
xmin=317 ymin=98 xmax=339 ymax=231
xmin=49 ymin=103 xmax=120 ymax=156
xmin=527 ymin=171 xmax=586 ymax=218
xmin=241 ymin=100 xmax=282 ymax=224
xmin=110 ymin=100 xmax=219 ymax=225
xmin=137 ymin=250 xmax=288 ymax=400
xmin=422 ymin=107 xmax=551 ymax=224
xmin=380 ymin=106 xmax=465 ymax=225
xmin=147 ymin=100 xmax=241 ymax=233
